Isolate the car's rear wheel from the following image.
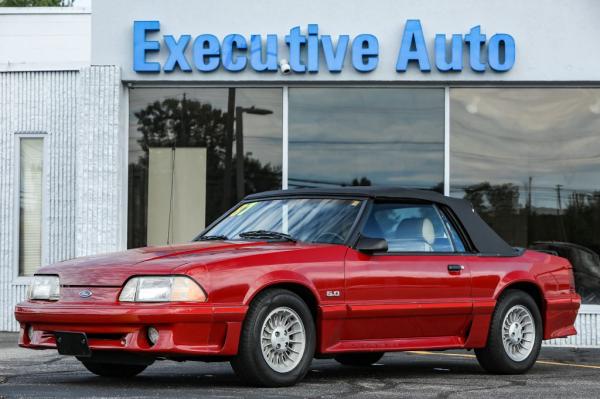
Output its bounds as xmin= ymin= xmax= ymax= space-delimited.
xmin=80 ymin=360 xmax=148 ymax=377
xmin=475 ymin=289 xmax=542 ymax=374
xmin=230 ymin=289 xmax=316 ymax=387
xmin=334 ymin=352 xmax=384 ymax=366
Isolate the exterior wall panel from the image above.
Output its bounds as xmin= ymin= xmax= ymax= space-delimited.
xmin=0 ymin=67 xmax=123 ymax=331
xmin=0 ymin=8 xmax=90 ymax=72
xmin=75 ymin=66 xmax=122 ymax=257
xmin=0 ymin=71 xmax=79 ymax=331
xmin=93 ymin=0 xmax=600 ymax=83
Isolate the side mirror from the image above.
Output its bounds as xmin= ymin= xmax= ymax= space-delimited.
xmin=355 ymin=235 xmax=388 ymax=254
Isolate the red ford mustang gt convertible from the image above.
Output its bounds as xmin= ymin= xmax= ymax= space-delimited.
xmin=15 ymin=188 xmax=580 ymax=387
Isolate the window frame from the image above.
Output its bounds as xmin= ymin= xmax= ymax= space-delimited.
xmin=13 ymin=133 xmax=48 ymax=283
xmin=352 ymin=199 xmax=476 ymax=256
xmin=196 ymin=195 xmax=370 ymax=246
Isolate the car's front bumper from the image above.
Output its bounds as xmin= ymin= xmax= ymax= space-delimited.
xmin=14 ymin=302 xmax=247 ymax=357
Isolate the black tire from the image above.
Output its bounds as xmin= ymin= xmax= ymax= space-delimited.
xmin=80 ymin=360 xmax=147 ymax=377
xmin=230 ymin=289 xmax=316 ymax=387
xmin=475 ymin=289 xmax=542 ymax=374
xmin=334 ymin=352 xmax=384 ymax=366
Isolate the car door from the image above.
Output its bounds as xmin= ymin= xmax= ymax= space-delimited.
xmin=344 ymin=201 xmax=473 ymax=342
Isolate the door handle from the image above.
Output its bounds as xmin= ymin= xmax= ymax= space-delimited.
xmin=447 ymin=264 xmax=464 ymax=272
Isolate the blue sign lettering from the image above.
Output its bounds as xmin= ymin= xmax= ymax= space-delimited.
xmin=352 ymin=34 xmax=379 ymax=72
xmin=464 ymin=25 xmax=486 ymax=72
xmin=193 ymin=34 xmax=220 ymax=72
xmin=435 ymin=34 xmax=463 ymax=71
xmin=133 ymin=20 xmax=161 ymax=73
xmin=222 ymin=34 xmax=247 ymax=72
xmin=163 ymin=34 xmax=192 ymax=72
xmin=250 ymin=34 xmax=278 ymax=71
xmin=321 ymin=34 xmax=348 ymax=72
xmin=488 ymin=33 xmax=516 ymax=72
xmin=132 ymin=20 xmax=516 ymax=74
xmin=396 ymin=20 xmax=431 ymax=72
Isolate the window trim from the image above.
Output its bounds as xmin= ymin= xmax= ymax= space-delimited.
xmin=195 ymin=195 xmax=369 ymax=247
xmin=353 ymin=199 xmax=478 ymax=256
xmin=13 ymin=133 xmax=48 ymax=282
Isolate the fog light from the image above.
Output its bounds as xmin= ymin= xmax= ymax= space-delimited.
xmin=147 ymin=327 xmax=159 ymax=346
xmin=27 ymin=325 xmax=34 ymax=342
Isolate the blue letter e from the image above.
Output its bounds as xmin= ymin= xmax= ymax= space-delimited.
xmin=134 ymin=20 xmax=161 ymax=73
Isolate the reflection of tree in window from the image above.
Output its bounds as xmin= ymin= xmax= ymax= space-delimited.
xmin=460 ymin=181 xmax=600 ymax=304
xmin=128 ymin=96 xmax=280 ymax=248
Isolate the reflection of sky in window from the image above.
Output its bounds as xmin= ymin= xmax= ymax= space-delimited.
xmin=128 ymin=88 xmax=282 ymax=167
xmin=288 ymin=88 xmax=444 ymax=188
xmin=450 ymin=88 xmax=600 ymax=209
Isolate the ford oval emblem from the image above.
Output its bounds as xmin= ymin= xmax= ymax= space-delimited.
xmin=79 ymin=290 xmax=93 ymax=298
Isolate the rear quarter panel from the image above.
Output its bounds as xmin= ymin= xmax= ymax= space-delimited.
xmin=469 ymin=249 xmax=578 ymax=343
xmin=470 ymin=250 xmax=561 ymax=302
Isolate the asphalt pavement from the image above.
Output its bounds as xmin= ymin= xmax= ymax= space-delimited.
xmin=1 ymin=333 xmax=599 ymax=398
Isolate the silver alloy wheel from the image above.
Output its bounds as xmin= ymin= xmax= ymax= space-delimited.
xmin=502 ymin=304 xmax=536 ymax=362
xmin=260 ymin=306 xmax=306 ymax=373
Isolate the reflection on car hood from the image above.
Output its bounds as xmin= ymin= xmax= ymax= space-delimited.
xmin=39 ymin=241 xmax=308 ymax=286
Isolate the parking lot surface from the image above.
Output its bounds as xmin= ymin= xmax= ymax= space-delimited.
xmin=1 ymin=333 xmax=599 ymax=399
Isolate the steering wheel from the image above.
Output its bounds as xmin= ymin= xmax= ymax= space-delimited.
xmin=315 ymin=231 xmax=345 ymax=244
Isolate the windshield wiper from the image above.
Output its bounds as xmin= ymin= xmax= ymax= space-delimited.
xmin=238 ymin=230 xmax=296 ymax=242
xmin=197 ymin=234 xmax=229 ymax=241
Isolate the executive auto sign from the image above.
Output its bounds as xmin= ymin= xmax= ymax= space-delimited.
xmin=133 ymin=19 xmax=515 ymax=74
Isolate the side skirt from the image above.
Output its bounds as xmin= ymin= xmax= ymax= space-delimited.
xmin=324 ymin=336 xmax=465 ymax=354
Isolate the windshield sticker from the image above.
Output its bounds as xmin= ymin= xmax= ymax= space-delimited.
xmin=229 ymin=202 xmax=258 ymax=217
xmin=351 ymin=200 xmax=361 ymax=207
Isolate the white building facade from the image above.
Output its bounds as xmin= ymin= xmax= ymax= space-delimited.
xmin=0 ymin=0 xmax=599 ymax=347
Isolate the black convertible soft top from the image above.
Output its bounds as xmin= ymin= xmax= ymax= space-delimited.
xmin=246 ymin=187 xmax=516 ymax=257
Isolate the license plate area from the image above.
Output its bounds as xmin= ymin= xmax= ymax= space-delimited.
xmin=55 ymin=331 xmax=92 ymax=357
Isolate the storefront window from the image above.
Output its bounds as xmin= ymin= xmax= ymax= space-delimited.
xmin=288 ymin=88 xmax=445 ymax=190
xmin=450 ymin=88 xmax=600 ymax=304
xmin=128 ymin=88 xmax=282 ymax=248
xmin=19 ymin=137 xmax=44 ymax=276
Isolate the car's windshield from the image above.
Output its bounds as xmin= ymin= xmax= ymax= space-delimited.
xmin=201 ymin=198 xmax=364 ymax=244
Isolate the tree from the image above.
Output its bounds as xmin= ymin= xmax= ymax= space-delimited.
xmin=350 ymin=177 xmax=372 ymax=186
xmin=0 ymin=0 xmax=73 ymax=6
xmin=129 ymin=96 xmax=280 ymax=248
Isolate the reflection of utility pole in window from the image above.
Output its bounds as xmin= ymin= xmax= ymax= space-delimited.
xmin=166 ymin=93 xmax=185 ymax=244
xmin=234 ymin=106 xmax=273 ymax=201
xmin=224 ymin=88 xmax=236 ymax=211
xmin=526 ymin=176 xmax=532 ymax=246
xmin=556 ymin=184 xmax=567 ymax=241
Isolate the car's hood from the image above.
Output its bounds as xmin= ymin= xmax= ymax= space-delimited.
xmin=40 ymin=241 xmax=295 ymax=286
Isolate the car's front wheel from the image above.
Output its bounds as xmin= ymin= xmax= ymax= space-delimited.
xmin=230 ymin=289 xmax=316 ymax=387
xmin=475 ymin=289 xmax=542 ymax=374
xmin=79 ymin=360 xmax=148 ymax=377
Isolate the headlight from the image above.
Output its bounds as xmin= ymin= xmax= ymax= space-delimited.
xmin=28 ymin=275 xmax=60 ymax=301
xmin=118 ymin=276 xmax=207 ymax=302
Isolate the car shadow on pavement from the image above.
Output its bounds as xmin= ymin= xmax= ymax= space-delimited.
xmin=49 ymin=356 xmax=489 ymax=389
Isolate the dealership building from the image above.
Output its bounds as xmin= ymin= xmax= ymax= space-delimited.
xmin=0 ymin=0 xmax=599 ymax=345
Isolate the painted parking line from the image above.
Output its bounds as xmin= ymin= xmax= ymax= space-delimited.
xmin=407 ymin=351 xmax=600 ymax=370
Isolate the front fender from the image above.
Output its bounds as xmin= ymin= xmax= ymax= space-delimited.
xmin=242 ymin=270 xmax=320 ymax=306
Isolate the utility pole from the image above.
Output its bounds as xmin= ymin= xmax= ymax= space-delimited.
xmin=526 ymin=176 xmax=532 ymax=246
xmin=223 ymin=88 xmax=236 ymax=211
xmin=556 ymin=184 xmax=567 ymax=241
xmin=235 ymin=106 xmax=244 ymax=201
xmin=556 ymin=184 xmax=563 ymax=216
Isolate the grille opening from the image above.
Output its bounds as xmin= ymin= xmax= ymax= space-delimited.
xmin=85 ymin=333 xmax=126 ymax=341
